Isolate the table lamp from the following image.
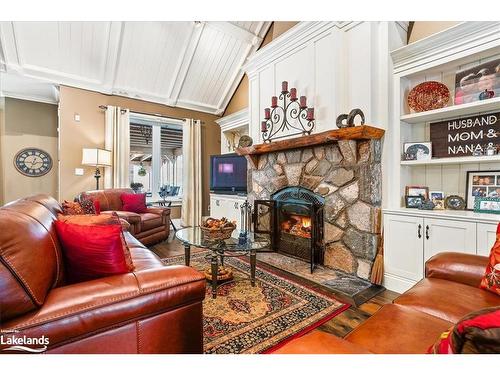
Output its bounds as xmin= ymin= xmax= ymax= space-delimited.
xmin=82 ymin=148 xmax=112 ymax=190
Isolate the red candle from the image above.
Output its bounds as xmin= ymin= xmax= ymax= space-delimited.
xmin=264 ymin=108 xmax=271 ymax=119
xmin=307 ymin=108 xmax=314 ymax=120
xmin=261 ymin=121 xmax=267 ymax=132
xmin=300 ymin=96 xmax=307 ymax=108
xmin=282 ymin=81 xmax=288 ymax=92
xmin=271 ymin=96 xmax=277 ymax=107
xmin=290 ymin=88 xmax=297 ymax=100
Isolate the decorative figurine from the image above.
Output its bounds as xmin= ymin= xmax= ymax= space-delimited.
xmin=418 ymin=200 xmax=436 ymax=210
xmin=336 ymin=108 xmax=365 ymax=128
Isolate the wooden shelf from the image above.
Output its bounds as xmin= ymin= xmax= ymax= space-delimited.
xmin=401 ymin=155 xmax=500 ymax=166
xmin=400 ymin=97 xmax=500 ymax=124
xmin=236 ymin=125 xmax=384 ymax=156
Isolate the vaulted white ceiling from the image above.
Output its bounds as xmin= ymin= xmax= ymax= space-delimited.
xmin=0 ymin=21 xmax=271 ymax=114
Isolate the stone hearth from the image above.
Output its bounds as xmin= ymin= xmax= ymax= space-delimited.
xmin=244 ymin=136 xmax=382 ymax=281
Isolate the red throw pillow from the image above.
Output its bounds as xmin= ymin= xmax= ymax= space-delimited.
xmin=57 ymin=213 xmax=134 ymax=272
xmin=428 ymin=306 xmax=500 ymax=354
xmin=55 ymin=221 xmax=129 ymax=283
xmin=93 ymin=199 xmax=101 ymax=215
xmin=480 ymin=223 xmax=500 ymax=296
xmin=121 ymin=193 xmax=147 ymax=213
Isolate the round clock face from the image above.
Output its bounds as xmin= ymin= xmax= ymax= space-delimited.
xmin=14 ymin=148 xmax=53 ymax=177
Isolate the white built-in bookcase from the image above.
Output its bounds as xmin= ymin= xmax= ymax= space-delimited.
xmin=387 ymin=22 xmax=500 ymax=209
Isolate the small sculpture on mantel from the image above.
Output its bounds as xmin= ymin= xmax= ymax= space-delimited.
xmin=336 ymin=108 xmax=366 ymax=128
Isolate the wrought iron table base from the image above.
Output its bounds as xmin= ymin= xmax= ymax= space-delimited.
xmin=183 ymin=244 xmax=257 ymax=298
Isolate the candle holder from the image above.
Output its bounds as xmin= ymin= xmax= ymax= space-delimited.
xmin=261 ymin=81 xmax=315 ymax=143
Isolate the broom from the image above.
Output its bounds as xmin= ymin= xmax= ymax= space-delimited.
xmin=370 ymin=229 xmax=384 ymax=285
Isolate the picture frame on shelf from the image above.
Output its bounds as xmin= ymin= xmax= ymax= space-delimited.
xmin=445 ymin=195 xmax=466 ymax=210
xmin=473 ymin=197 xmax=500 ymax=214
xmin=454 ymin=58 xmax=500 ymax=105
xmin=405 ymin=186 xmax=429 ymax=200
xmin=402 ymin=142 xmax=432 ymax=161
xmin=433 ymin=199 xmax=445 ymax=210
xmin=429 ymin=191 xmax=445 ymax=201
xmin=405 ymin=195 xmax=424 ymax=209
xmin=465 ymin=170 xmax=500 ymax=210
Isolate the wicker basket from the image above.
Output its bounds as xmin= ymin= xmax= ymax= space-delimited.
xmin=200 ymin=221 xmax=236 ymax=241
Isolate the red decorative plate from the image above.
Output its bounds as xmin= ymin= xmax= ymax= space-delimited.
xmin=407 ymin=81 xmax=450 ymax=112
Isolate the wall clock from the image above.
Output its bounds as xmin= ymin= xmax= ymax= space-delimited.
xmin=14 ymin=148 xmax=53 ymax=177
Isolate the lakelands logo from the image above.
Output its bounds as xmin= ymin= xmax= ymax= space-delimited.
xmin=0 ymin=330 xmax=49 ymax=353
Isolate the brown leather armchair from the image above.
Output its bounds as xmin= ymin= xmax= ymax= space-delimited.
xmin=80 ymin=188 xmax=170 ymax=246
xmin=0 ymin=195 xmax=205 ymax=354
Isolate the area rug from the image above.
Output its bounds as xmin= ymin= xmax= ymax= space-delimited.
xmin=162 ymin=251 xmax=350 ymax=354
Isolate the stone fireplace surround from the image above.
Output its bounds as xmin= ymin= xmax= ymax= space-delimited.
xmin=239 ymin=127 xmax=383 ymax=281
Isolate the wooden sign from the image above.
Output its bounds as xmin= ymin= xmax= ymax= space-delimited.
xmin=430 ymin=112 xmax=500 ymax=158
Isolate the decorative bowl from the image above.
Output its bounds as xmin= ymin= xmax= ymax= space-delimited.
xmin=407 ymin=81 xmax=450 ymax=112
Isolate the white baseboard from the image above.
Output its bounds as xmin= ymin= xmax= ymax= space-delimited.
xmin=383 ymin=273 xmax=419 ymax=294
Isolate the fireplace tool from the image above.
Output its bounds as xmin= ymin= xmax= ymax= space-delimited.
xmin=238 ymin=200 xmax=252 ymax=245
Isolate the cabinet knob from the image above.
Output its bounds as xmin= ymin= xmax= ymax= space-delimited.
xmin=234 ymin=202 xmax=239 ymax=209
xmin=216 ymin=200 xmax=220 ymax=206
xmin=417 ymin=224 xmax=422 ymax=239
xmin=425 ymin=225 xmax=430 ymax=240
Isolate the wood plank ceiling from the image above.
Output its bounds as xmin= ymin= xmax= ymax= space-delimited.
xmin=0 ymin=21 xmax=271 ymax=114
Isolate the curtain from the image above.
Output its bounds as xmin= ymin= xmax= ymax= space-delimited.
xmin=181 ymin=119 xmax=202 ymax=227
xmin=104 ymin=106 xmax=130 ymax=189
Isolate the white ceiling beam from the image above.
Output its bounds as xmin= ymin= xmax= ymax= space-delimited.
xmin=168 ymin=22 xmax=205 ymax=104
xmin=206 ymin=22 xmax=262 ymax=46
xmin=102 ymin=21 xmax=124 ymax=91
xmin=0 ymin=22 xmax=20 ymax=71
xmin=217 ymin=21 xmax=272 ymax=113
xmin=140 ymin=154 xmax=152 ymax=162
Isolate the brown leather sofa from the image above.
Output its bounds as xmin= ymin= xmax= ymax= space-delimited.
xmin=0 ymin=194 xmax=205 ymax=354
xmin=80 ymin=188 xmax=170 ymax=246
xmin=275 ymin=252 xmax=499 ymax=354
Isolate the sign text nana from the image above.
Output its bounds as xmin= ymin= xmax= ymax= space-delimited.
xmin=430 ymin=112 xmax=500 ymax=158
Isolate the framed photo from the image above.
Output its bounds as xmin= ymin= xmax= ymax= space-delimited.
xmin=454 ymin=58 xmax=500 ymax=105
xmin=473 ymin=197 xmax=500 ymax=214
xmin=445 ymin=195 xmax=466 ymax=210
xmin=433 ymin=199 xmax=445 ymax=210
xmin=405 ymin=195 xmax=424 ymax=208
xmin=405 ymin=186 xmax=429 ymax=200
xmin=465 ymin=170 xmax=500 ymax=210
xmin=403 ymin=142 xmax=432 ymax=161
xmin=429 ymin=191 xmax=445 ymax=201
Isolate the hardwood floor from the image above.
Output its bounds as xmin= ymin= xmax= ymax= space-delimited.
xmin=152 ymin=233 xmax=400 ymax=339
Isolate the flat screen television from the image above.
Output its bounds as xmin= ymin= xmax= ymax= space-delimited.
xmin=210 ymin=154 xmax=247 ymax=194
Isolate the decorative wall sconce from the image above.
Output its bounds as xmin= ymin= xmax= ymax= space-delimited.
xmin=261 ymin=81 xmax=315 ymax=142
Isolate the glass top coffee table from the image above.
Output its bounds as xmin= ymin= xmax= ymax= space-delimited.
xmin=175 ymin=227 xmax=270 ymax=298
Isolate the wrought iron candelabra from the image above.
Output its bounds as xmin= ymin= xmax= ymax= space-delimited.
xmin=261 ymin=81 xmax=315 ymax=143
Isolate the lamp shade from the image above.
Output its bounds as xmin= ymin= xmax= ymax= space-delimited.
xmin=82 ymin=148 xmax=112 ymax=167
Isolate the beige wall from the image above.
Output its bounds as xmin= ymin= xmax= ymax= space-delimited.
xmin=409 ymin=21 xmax=460 ymax=44
xmin=0 ymin=98 xmax=58 ymax=205
xmin=224 ymin=22 xmax=299 ymax=116
xmin=58 ymin=86 xmax=220 ymax=215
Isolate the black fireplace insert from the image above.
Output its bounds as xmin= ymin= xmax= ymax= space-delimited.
xmin=253 ymin=187 xmax=325 ymax=273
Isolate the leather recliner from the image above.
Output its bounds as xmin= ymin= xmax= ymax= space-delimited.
xmin=0 ymin=194 xmax=205 ymax=354
xmin=80 ymin=188 xmax=170 ymax=246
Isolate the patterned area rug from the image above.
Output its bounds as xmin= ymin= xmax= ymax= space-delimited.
xmin=162 ymin=251 xmax=349 ymax=354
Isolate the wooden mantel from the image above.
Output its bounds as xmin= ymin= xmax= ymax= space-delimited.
xmin=235 ymin=125 xmax=385 ymax=168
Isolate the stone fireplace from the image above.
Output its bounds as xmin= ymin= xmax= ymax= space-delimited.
xmin=254 ymin=186 xmax=325 ymax=272
xmin=240 ymin=127 xmax=383 ymax=281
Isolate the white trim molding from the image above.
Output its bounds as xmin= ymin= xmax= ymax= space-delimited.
xmin=215 ymin=108 xmax=249 ymax=132
xmin=392 ymin=22 xmax=500 ymax=74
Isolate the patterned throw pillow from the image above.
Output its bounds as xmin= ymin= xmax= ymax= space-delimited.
xmin=62 ymin=200 xmax=84 ymax=215
xmin=79 ymin=198 xmax=97 ymax=215
xmin=480 ymin=223 xmax=500 ymax=295
xmin=57 ymin=213 xmax=134 ymax=272
xmin=428 ymin=307 xmax=500 ymax=354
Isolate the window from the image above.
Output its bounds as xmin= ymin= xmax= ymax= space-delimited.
xmin=129 ymin=113 xmax=183 ymax=201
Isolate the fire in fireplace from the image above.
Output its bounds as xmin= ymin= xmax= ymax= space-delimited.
xmin=253 ymin=187 xmax=324 ymax=273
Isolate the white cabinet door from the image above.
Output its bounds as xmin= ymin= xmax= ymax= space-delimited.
xmin=210 ymin=196 xmax=225 ymax=219
xmin=384 ymin=214 xmax=424 ymax=282
xmin=477 ymin=223 xmax=497 ymax=257
xmin=424 ymin=218 xmax=476 ymax=262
